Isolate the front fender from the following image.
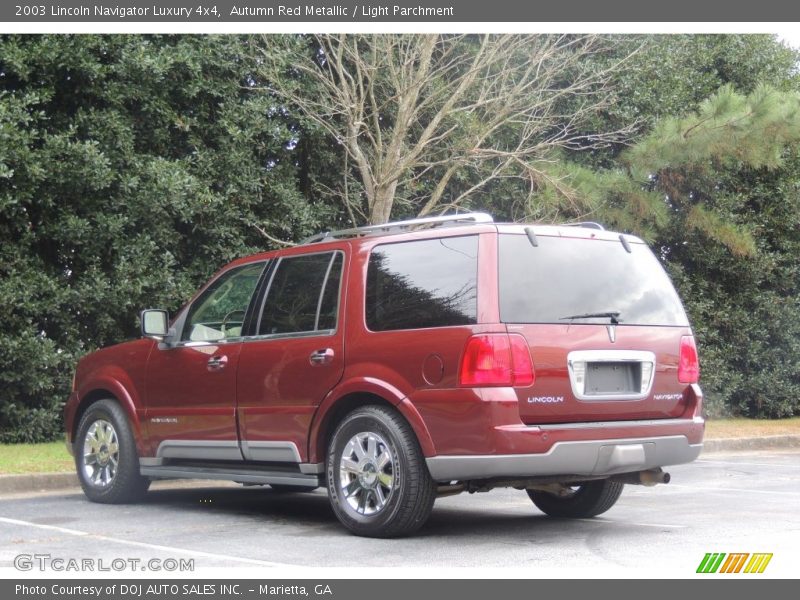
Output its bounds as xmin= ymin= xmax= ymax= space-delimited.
xmin=75 ymin=367 xmax=146 ymax=455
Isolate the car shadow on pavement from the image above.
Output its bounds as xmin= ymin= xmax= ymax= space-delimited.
xmin=141 ymin=486 xmax=337 ymax=524
xmin=137 ymin=485 xmax=604 ymax=540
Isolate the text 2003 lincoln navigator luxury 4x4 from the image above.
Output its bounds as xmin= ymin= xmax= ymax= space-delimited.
xmin=64 ymin=213 xmax=703 ymax=537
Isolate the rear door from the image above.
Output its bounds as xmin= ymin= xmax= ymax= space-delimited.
xmin=236 ymin=246 xmax=347 ymax=463
xmin=498 ymin=231 xmax=693 ymax=424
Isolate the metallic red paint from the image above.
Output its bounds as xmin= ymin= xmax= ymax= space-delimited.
xmin=509 ymin=323 xmax=693 ymax=424
xmin=65 ymin=222 xmax=703 ymax=473
xmin=145 ymin=342 xmax=242 ymax=454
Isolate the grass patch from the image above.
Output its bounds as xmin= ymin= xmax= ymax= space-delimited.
xmin=0 ymin=441 xmax=74 ymax=475
xmin=704 ymin=417 xmax=800 ymax=439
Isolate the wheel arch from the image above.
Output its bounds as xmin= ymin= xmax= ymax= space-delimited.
xmin=72 ymin=385 xmax=145 ymax=456
xmin=308 ymin=384 xmax=436 ymax=464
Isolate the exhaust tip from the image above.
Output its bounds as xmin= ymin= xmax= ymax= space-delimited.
xmin=610 ymin=468 xmax=670 ymax=486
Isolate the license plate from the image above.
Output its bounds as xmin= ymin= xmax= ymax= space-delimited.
xmin=584 ymin=362 xmax=641 ymax=396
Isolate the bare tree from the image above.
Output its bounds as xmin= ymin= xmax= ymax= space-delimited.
xmin=258 ymin=34 xmax=635 ymax=225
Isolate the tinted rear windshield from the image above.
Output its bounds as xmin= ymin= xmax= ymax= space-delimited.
xmin=499 ymin=234 xmax=689 ymax=326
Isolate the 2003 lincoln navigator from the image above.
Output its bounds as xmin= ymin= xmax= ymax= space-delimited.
xmin=64 ymin=213 xmax=703 ymax=537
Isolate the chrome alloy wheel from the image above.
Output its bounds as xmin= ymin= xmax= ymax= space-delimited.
xmin=338 ymin=432 xmax=396 ymax=515
xmin=82 ymin=419 xmax=119 ymax=488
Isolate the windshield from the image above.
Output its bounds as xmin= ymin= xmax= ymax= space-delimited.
xmin=498 ymin=234 xmax=689 ymax=326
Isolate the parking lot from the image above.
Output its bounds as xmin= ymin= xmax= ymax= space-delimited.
xmin=1 ymin=449 xmax=798 ymax=576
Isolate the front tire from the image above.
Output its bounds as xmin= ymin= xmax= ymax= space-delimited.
xmin=527 ymin=480 xmax=624 ymax=518
xmin=75 ymin=399 xmax=150 ymax=504
xmin=326 ymin=405 xmax=436 ymax=538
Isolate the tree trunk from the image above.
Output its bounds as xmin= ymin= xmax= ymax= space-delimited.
xmin=369 ymin=182 xmax=398 ymax=224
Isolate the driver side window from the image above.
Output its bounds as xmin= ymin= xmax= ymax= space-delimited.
xmin=182 ymin=262 xmax=265 ymax=342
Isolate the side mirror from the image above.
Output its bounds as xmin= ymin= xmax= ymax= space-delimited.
xmin=141 ymin=309 xmax=169 ymax=339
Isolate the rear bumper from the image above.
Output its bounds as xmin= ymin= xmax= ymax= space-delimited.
xmin=426 ymin=433 xmax=702 ymax=482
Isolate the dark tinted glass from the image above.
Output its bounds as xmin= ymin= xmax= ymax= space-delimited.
xmin=182 ymin=262 xmax=265 ymax=342
xmin=366 ymin=236 xmax=478 ymax=331
xmin=259 ymin=252 xmax=342 ymax=335
xmin=499 ymin=234 xmax=689 ymax=326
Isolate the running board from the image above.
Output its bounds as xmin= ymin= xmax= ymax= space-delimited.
xmin=140 ymin=465 xmax=322 ymax=487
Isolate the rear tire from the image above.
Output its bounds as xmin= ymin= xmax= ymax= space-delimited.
xmin=326 ymin=405 xmax=436 ymax=538
xmin=527 ymin=480 xmax=623 ymax=518
xmin=74 ymin=399 xmax=150 ymax=504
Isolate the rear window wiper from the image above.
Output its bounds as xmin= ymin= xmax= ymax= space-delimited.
xmin=559 ymin=311 xmax=621 ymax=324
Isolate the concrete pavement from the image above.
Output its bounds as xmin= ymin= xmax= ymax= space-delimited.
xmin=1 ymin=448 xmax=798 ymax=576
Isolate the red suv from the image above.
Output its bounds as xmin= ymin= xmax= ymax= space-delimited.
xmin=64 ymin=213 xmax=703 ymax=537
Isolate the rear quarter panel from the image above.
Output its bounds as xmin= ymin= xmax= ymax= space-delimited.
xmin=308 ymin=228 xmax=500 ymax=460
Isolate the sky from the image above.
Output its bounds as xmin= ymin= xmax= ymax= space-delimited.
xmin=778 ymin=32 xmax=800 ymax=49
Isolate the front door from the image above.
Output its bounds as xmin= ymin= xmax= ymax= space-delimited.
xmin=144 ymin=261 xmax=265 ymax=460
xmin=237 ymin=248 xmax=347 ymax=464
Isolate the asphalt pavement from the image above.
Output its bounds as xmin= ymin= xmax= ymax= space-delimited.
xmin=1 ymin=449 xmax=799 ymax=577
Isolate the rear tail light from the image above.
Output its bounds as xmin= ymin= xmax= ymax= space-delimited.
xmin=508 ymin=334 xmax=535 ymax=386
xmin=459 ymin=333 xmax=535 ymax=387
xmin=678 ymin=335 xmax=700 ymax=384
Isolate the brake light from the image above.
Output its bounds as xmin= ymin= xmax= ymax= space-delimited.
xmin=678 ymin=335 xmax=700 ymax=384
xmin=509 ymin=334 xmax=535 ymax=386
xmin=459 ymin=334 xmax=535 ymax=387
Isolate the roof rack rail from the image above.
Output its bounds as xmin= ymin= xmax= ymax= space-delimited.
xmin=302 ymin=212 xmax=494 ymax=244
xmin=561 ymin=221 xmax=605 ymax=231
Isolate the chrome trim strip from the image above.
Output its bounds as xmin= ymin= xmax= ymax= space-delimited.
xmin=535 ymin=417 xmax=704 ymax=430
xmin=567 ymin=349 xmax=656 ymax=401
xmin=568 ymin=349 xmax=657 ymax=361
xmin=154 ymin=439 xmax=303 ymax=463
xmin=155 ymin=440 xmax=244 ymax=462
xmin=241 ymin=329 xmax=336 ymax=344
xmin=425 ymin=436 xmax=702 ymax=482
xmin=164 ymin=338 xmax=242 ymax=349
xmin=162 ymin=328 xmax=337 ymax=348
xmin=240 ymin=441 xmax=302 ymax=463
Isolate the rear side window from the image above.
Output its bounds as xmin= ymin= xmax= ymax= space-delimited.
xmin=366 ymin=236 xmax=478 ymax=331
xmin=259 ymin=252 xmax=343 ymax=335
xmin=499 ymin=234 xmax=689 ymax=326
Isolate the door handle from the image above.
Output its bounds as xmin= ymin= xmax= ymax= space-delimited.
xmin=309 ymin=348 xmax=334 ymax=366
xmin=207 ymin=355 xmax=228 ymax=371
